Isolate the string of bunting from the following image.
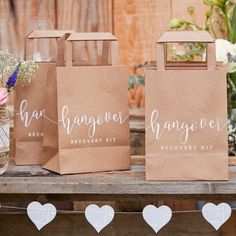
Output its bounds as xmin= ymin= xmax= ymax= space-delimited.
xmin=0 ymin=201 xmax=233 ymax=233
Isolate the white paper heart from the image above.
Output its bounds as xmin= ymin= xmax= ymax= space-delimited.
xmin=142 ymin=205 xmax=172 ymax=233
xmin=27 ymin=201 xmax=57 ymax=230
xmin=202 ymin=203 xmax=232 ymax=230
xmin=85 ymin=204 xmax=115 ymax=233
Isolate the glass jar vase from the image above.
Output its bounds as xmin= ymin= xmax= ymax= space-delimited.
xmin=0 ymin=104 xmax=10 ymax=175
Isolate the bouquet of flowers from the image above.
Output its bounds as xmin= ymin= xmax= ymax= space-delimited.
xmin=0 ymin=51 xmax=37 ymax=174
xmin=0 ymin=51 xmax=37 ymax=105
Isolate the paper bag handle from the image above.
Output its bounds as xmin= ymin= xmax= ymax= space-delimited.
xmin=65 ymin=32 xmax=120 ymax=66
xmin=24 ymin=30 xmax=73 ymax=66
xmin=156 ymin=31 xmax=216 ymax=70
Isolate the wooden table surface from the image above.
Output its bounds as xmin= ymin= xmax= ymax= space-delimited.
xmin=1 ymin=156 xmax=236 ymax=199
xmin=1 ymin=157 xmax=236 ymax=235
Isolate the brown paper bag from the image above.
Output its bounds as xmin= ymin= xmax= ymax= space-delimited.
xmin=43 ymin=32 xmax=130 ymax=174
xmin=14 ymin=30 xmax=72 ymax=165
xmin=145 ymin=31 xmax=228 ymax=180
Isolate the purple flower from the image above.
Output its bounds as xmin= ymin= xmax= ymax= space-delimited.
xmin=6 ymin=64 xmax=20 ymax=92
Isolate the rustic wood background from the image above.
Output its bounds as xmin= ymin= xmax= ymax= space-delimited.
xmin=1 ymin=211 xmax=236 ymax=236
xmin=0 ymin=0 xmax=212 ymax=73
xmin=0 ymin=1 xmax=234 ymax=235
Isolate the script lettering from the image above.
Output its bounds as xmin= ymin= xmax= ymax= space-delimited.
xmin=147 ymin=109 xmax=226 ymax=144
xmin=19 ymin=100 xmax=45 ymax=127
xmin=61 ymin=106 xmax=129 ymax=137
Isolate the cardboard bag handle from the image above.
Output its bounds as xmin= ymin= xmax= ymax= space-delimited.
xmin=24 ymin=30 xmax=73 ymax=66
xmin=65 ymin=32 xmax=120 ymax=66
xmin=156 ymin=31 xmax=216 ymax=70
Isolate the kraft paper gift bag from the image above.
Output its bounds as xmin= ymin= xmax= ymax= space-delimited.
xmin=43 ymin=32 xmax=130 ymax=174
xmin=43 ymin=33 xmax=71 ymax=153
xmin=145 ymin=31 xmax=228 ymax=181
xmin=14 ymin=30 xmax=72 ymax=165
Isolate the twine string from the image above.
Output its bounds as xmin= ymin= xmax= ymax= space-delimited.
xmin=0 ymin=204 xmax=235 ymax=214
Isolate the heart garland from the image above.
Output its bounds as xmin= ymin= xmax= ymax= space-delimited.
xmin=202 ymin=203 xmax=232 ymax=230
xmin=25 ymin=201 xmax=232 ymax=232
xmin=27 ymin=201 xmax=57 ymax=230
xmin=85 ymin=204 xmax=115 ymax=233
xmin=142 ymin=205 xmax=172 ymax=233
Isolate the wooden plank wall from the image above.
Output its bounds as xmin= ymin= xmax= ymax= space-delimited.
xmin=0 ymin=0 xmax=112 ymax=60
xmin=0 ymin=0 xmax=210 ymax=68
xmin=1 ymin=210 xmax=236 ymax=236
xmin=56 ymin=0 xmax=113 ymax=63
xmin=114 ymin=0 xmax=209 ymax=74
xmin=0 ymin=1 xmax=234 ymax=236
xmin=114 ymin=0 xmax=171 ymax=74
xmin=56 ymin=0 xmax=112 ymax=32
xmin=0 ymin=0 xmax=56 ymax=58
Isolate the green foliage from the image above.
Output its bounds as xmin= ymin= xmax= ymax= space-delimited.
xmin=203 ymin=0 xmax=227 ymax=8
xmin=171 ymin=43 xmax=206 ymax=61
xmin=231 ymin=4 xmax=236 ymax=43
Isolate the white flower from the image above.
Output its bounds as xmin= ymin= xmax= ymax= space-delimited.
xmin=215 ymin=39 xmax=233 ymax=61
xmin=224 ymin=60 xmax=236 ymax=73
xmin=215 ymin=39 xmax=236 ymax=73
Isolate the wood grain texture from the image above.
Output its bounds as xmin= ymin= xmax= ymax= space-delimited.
xmin=56 ymin=0 xmax=113 ymax=64
xmin=0 ymin=211 xmax=228 ymax=236
xmin=0 ymin=157 xmax=236 ymax=195
xmin=0 ymin=198 xmax=229 ymax=236
xmin=171 ymin=0 xmax=208 ymax=25
xmin=0 ymin=0 xmax=56 ymax=58
xmin=0 ymin=0 xmax=113 ymax=59
xmin=113 ymin=0 xmax=222 ymax=73
xmin=0 ymin=0 xmax=10 ymax=19
xmin=114 ymin=0 xmax=171 ymax=74
xmin=56 ymin=0 xmax=112 ymax=32
xmin=0 ymin=199 xmax=235 ymax=236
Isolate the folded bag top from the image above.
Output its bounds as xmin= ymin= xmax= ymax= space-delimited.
xmin=64 ymin=32 xmax=120 ymax=67
xmin=156 ymin=30 xmax=216 ymax=71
